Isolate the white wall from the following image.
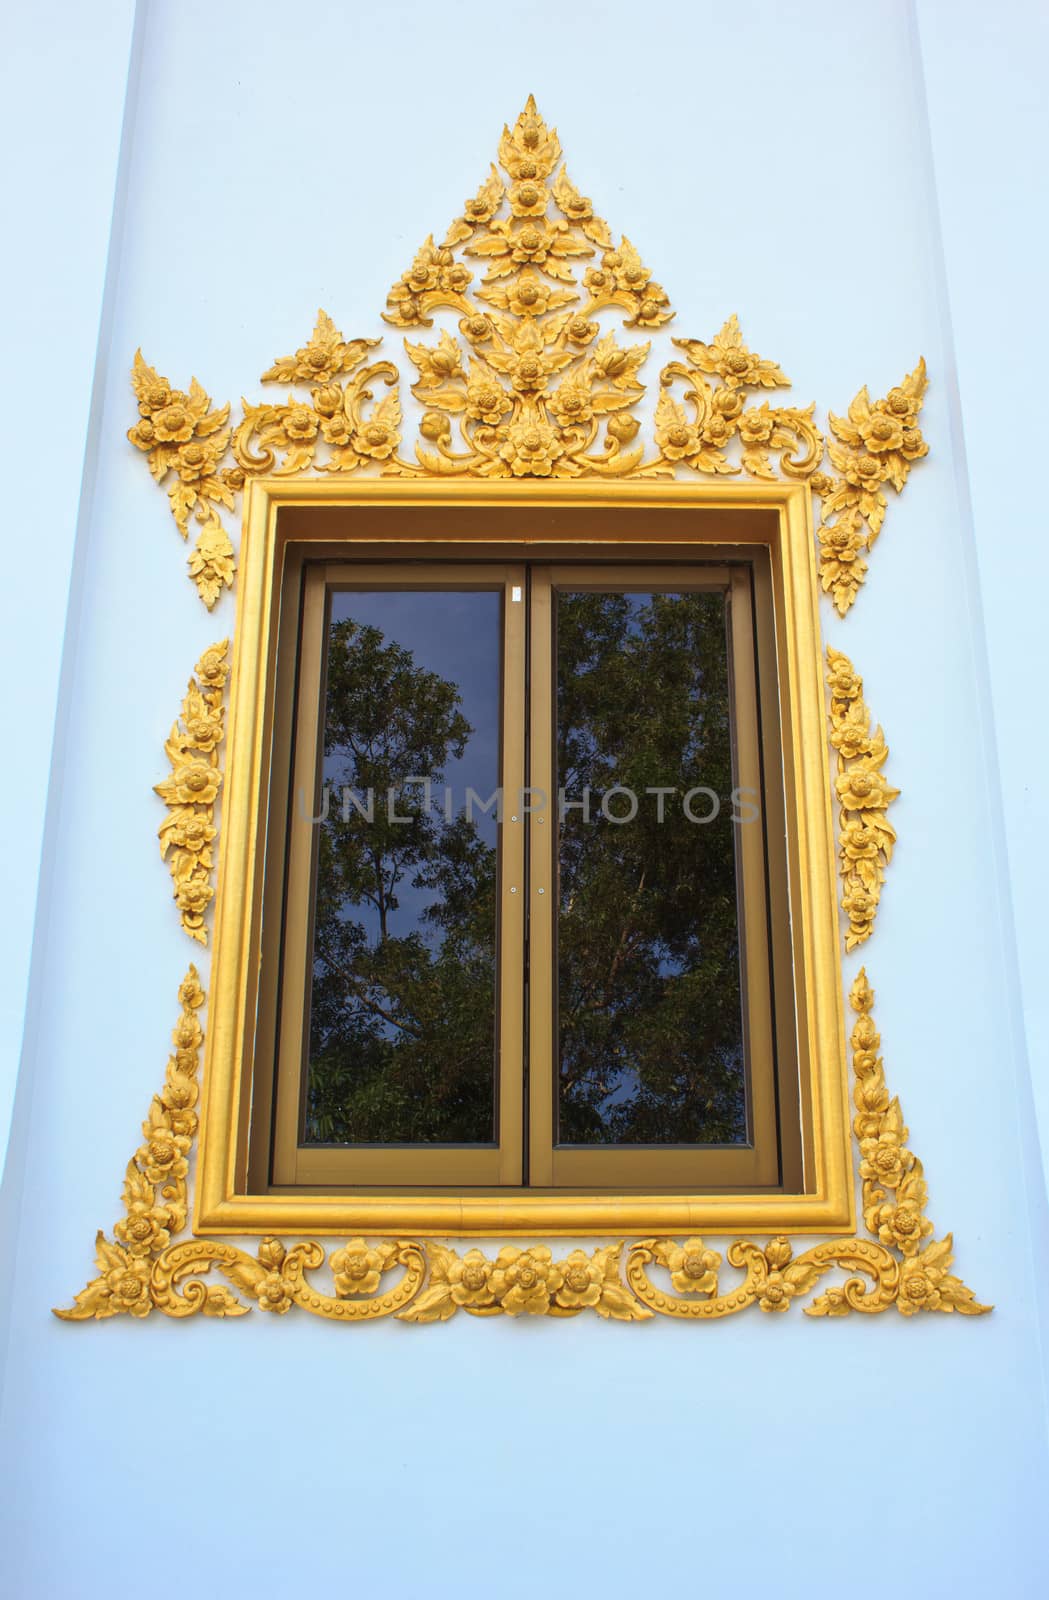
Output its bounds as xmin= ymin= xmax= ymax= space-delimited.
xmin=0 ymin=0 xmax=139 ymax=1171
xmin=914 ymin=0 xmax=1049 ymax=1186
xmin=2 ymin=3 xmax=1047 ymax=1596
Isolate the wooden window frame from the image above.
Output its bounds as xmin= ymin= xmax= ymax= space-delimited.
xmin=195 ymin=477 xmax=854 ymax=1238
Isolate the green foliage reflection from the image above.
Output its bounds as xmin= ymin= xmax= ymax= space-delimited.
xmin=556 ymin=592 xmax=747 ymax=1146
xmin=305 ymin=615 xmax=497 ymax=1145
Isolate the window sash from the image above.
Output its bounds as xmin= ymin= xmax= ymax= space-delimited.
xmin=526 ymin=563 xmax=789 ymax=1189
xmin=269 ymin=560 xmax=526 ymax=1188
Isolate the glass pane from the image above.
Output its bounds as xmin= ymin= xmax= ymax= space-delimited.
xmin=555 ymin=589 xmax=747 ymax=1146
xmin=304 ymin=589 xmax=502 ymax=1145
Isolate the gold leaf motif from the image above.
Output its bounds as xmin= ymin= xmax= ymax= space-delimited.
xmin=187 ymin=514 xmax=235 ymax=610
xmin=260 ymin=309 xmax=379 ymax=386
xmin=498 ymin=93 xmax=561 ymax=181
xmin=826 ymin=647 xmax=899 ymax=950
xmin=552 ymin=166 xmax=612 ymax=248
xmin=444 ymin=164 xmax=504 ymax=248
xmin=154 ymin=641 xmax=229 ymax=944
xmin=405 ymin=329 xmax=465 ymax=390
xmin=674 ymin=313 xmax=789 ymax=389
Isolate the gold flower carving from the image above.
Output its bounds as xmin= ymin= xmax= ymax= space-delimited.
xmin=827 ymin=647 xmax=899 ymax=950
xmin=56 ymin=969 xmax=988 ymax=1324
xmin=128 ymin=354 xmax=237 ymax=609
xmin=127 ymin=97 xmax=927 ymax=616
xmin=812 ymin=361 xmax=929 ymax=614
xmin=154 ymin=640 xmax=229 ymax=944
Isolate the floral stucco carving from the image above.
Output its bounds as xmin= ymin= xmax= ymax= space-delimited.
xmin=56 ymin=970 xmax=988 ymax=1323
xmin=826 ymin=647 xmax=899 ymax=951
xmin=129 ymin=355 xmax=238 ymax=610
xmin=811 ymin=361 xmax=928 ymax=615
xmin=154 ymin=640 xmax=229 ymax=944
xmin=127 ymin=96 xmax=927 ymax=616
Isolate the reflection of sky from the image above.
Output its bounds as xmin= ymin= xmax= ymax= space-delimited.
xmin=556 ymin=589 xmax=730 ymax=825
xmin=623 ymin=591 xmax=665 ymax=630
xmin=619 ymin=591 xmax=688 ymax=635
xmin=562 ymin=1053 xmax=746 ymax=1141
xmin=324 ymin=589 xmax=502 ymax=947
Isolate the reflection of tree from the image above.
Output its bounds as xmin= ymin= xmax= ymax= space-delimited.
xmin=306 ymin=618 xmax=496 ymax=1144
xmin=556 ymin=592 xmax=746 ymax=1145
xmin=306 ymin=592 xmax=747 ymax=1152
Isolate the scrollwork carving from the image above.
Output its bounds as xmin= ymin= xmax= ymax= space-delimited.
xmin=233 ymin=312 xmax=398 ymax=477
xmin=57 ymin=969 xmax=988 ymax=1324
xmin=150 ymin=1237 xmax=427 ymax=1322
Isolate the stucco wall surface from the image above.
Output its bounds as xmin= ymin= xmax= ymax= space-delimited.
xmin=2 ymin=3 xmax=1047 ymax=1597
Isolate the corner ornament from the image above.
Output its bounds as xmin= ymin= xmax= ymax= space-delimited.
xmin=127 ymin=96 xmax=927 ymax=616
xmin=129 ymin=355 xmax=238 ymax=610
xmin=56 ymin=969 xmax=988 ymax=1324
xmin=624 ymin=971 xmax=987 ymax=1319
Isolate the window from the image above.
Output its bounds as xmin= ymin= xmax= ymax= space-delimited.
xmin=197 ymin=481 xmax=853 ymax=1237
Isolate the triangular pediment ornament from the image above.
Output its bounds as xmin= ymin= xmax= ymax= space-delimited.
xmin=128 ymin=96 xmax=928 ymax=616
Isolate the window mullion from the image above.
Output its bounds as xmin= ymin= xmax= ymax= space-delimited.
xmin=497 ymin=566 xmax=528 ymax=1184
xmin=526 ymin=567 xmax=556 ymax=1185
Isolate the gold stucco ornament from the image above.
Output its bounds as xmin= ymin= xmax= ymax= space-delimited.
xmin=813 ymin=361 xmax=929 ymax=614
xmin=55 ymin=970 xmax=989 ymax=1324
xmin=826 ymin=646 xmax=899 ymax=950
xmin=128 ymin=353 xmax=237 ymax=609
xmin=154 ymin=640 xmax=229 ymax=944
xmin=58 ymin=95 xmax=983 ymax=1329
xmin=127 ymin=96 xmax=927 ymax=616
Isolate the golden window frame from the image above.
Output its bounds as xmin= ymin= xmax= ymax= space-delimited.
xmin=195 ymin=475 xmax=852 ymax=1239
xmin=55 ymin=95 xmax=990 ymax=1324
